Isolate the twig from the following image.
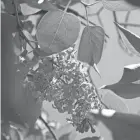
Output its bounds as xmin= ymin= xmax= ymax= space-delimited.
xmin=113 ymin=12 xmax=122 ymax=44
xmin=12 ymin=0 xmax=21 ymax=26
xmin=56 ymin=4 xmax=109 ymax=38
xmin=80 ymin=0 xmax=100 ymax=7
xmin=87 ymin=6 xmax=104 ymax=27
xmin=81 ymin=2 xmax=89 ymax=26
xmin=119 ymin=23 xmax=140 ymax=28
xmin=88 ymin=6 xmax=104 ymax=17
xmin=97 ymin=14 xmax=104 ymax=27
xmin=12 ymin=0 xmax=40 ymax=55
xmin=57 ymin=4 xmax=96 ymax=26
xmin=39 ymin=116 xmax=57 ymax=140
xmin=124 ymin=11 xmax=130 ymax=28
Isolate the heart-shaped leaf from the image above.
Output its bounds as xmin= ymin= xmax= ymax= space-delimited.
xmin=115 ymin=22 xmax=140 ymax=57
xmin=88 ymin=109 xmax=140 ymax=140
xmin=100 ymin=89 xmax=129 ymax=113
xmin=102 ymin=0 xmax=139 ymax=11
xmin=77 ymin=26 xmax=105 ymax=66
xmin=36 ymin=10 xmax=80 ymax=56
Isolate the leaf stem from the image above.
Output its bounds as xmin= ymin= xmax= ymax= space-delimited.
xmin=12 ymin=0 xmax=40 ymax=55
xmin=81 ymin=1 xmax=90 ymax=27
xmin=80 ymin=0 xmax=100 ymax=7
xmin=124 ymin=11 xmax=131 ymax=28
xmin=39 ymin=116 xmax=57 ymax=140
xmin=56 ymin=4 xmax=109 ymax=38
xmin=113 ymin=12 xmax=122 ymax=46
xmin=48 ymin=0 xmax=72 ymax=49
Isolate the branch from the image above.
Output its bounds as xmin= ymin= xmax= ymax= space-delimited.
xmin=39 ymin=116 xmax=57 ymax=140
xmin=12 ymin=0 xmax=40 ymax=55
xmin=56 ymin=4 xmax=109 ymax=38
xmin=88 ymin=7 xmax=104 ymax=27
xmin=119 ymin=23 xmax=140 ymax=28
xmin=124 ymin=11 xmax=131 ymax=28
xmin=112 ymin=12 xmax=122 ymax=44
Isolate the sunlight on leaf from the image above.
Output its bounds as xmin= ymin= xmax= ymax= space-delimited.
xmin=38 ymin=0 xmax=45 ymax=4
xmin=22 ymin=0 xmax=58 ymax=11
xmin=115 ymin=22 xmax=140 ymax=57
xmin=102 ymin=0 xmax=139 ymax=11
xmin=36 ymin=10 xmax=80 ymax=55
xmin=20 ymin=3 xmax=41 ymax=15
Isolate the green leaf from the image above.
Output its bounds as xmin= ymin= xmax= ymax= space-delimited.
xmin=22 ymin=0 xmax=58 ymax=11
xmin=2 ymin=13 xmax=42 ymax=128
xmin=125 ymin=0 xmax=140 ymax=7
xmin=101 ymin=63 xmax=140 ymax=99
xmin=103 ymin=83 xmax=140 ymax=99
xmin=55 ymin=0 xmax=80 ymax=6
xmin=78 ymin=26 xmax=105 ymax=65
xmin=89 ymin=109 xmax=140 ymax=140
xmin=102 ymin=0 xmax=139 ymax=11
xmin=118 ymin=63 xmax=140 ymax=83
xmin=2 ymin=13 xmax=18 ymax=32
xmin=36 ymin=10 xmax=80 ymax=56
xmin=2 ymin=13 xmax=23 ymax=126
xmin=2 ymin=0 xmax=15 ymax=14
xmin=81 ymin=136 xmax=101 ymax=140
xmin=1 ymin=0 xmax=22 ymax=14
xmin=20 ymin=3 xmax=41 ymax=15
xmin=100 ymin=89 xmax=129 ymax=113
xmin=115 ymin=22 xmax=140 ymax=57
